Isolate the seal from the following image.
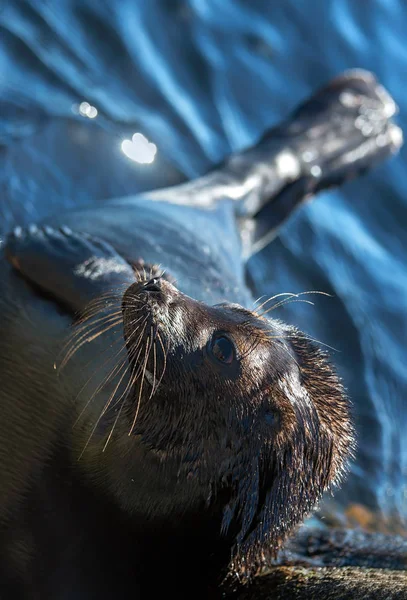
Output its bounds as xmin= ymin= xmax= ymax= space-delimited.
xmin=0 ymin=71 xmax=401 ymax=598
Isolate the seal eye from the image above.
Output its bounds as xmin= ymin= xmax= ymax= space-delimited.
xmin=210 ymin=335 xmax=235 ymax=365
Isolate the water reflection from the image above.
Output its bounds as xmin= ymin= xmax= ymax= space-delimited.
xmin=71 ymin=102 xmax=98 ymax=119
xmin=121 ymin=133 xmax=157 ymax=164
xmin=275 ymin=151 xmax=301 ymax=179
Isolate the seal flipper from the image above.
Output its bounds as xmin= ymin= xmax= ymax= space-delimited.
xmin=145 ymin=70 xmax=401 ymax=257
xmin=231 ymin=70 xmax=403 ymax=255
xmin=5 ymin=226 xmax=135 ymax=314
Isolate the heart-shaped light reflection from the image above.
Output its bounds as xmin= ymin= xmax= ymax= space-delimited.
xmin=121 ymin=133 xmax=157 ymax=164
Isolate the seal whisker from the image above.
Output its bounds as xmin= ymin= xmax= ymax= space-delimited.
xmin=61 ymin=314 xmax=122 ymax=357
xmin=68 ymin=314 xmax=123 ymax=344
xmin=264 ymin=332 xmax=339 ymax=353
xmin=75 ymin=311 xmax=122 ymax=329
xmin=101 ymin=317 xmax=150 ymax=417
xmin=60 ymin=310 xmax=122 ymax=355
xmin=130 ymin=326 xmax=154 ymax=386
xmin=262 ymin=298 xmax=315 ymax=313
xmin=73 ymin=353 xmax=129 ymax=429
xmin=78 ymin=296 xmax=121 ymax=313
xmin=70 ymin=319 xmax=150 ymax=427
xmin=152 ymin=341 xmax=158 ymax=396
xmin=77 ymin=306 xmax=122 ymax=321
xmin=127 ymin=319 xmax=149 ymax=360
xmin=259 ymin=298 xmax=315 ymax=317
xmin=66 ymin=308 xmax=123 ymax=341
xmin=102 ymin=391 xmax=127 ymax=451
xmin=121 ymin=304 xmax=147 ymax=315
xmin=78 ymin=357 xmax=134 ymax=460
xmin=76 ymin=289 xmax=131 ymax=319
xmin=121 ymin=322 xmax=151 ymax=391
xmin=155 ymin=331 xmax=168 ymax=389
xmin=60 ymin=318 xmax=123 ymax=370
xmin=99 ymin=358 xmax=136 ymax=419
xmin=71 ymin=313 xmax=146 ymax=383
xmin=78 ymin=282 xmax=146 ymax=310
xmin=291 ymin=334 xmax=339 ymax=353
xmin=254 ymin=293 xmax=297 ymax=313
xmin=254 ymin=290 xmax=333 ymax=317
xmin=127 ymin=345 xmax=145 ymax=384
xmin=252 ymin=294 xmax=268 ymax=307
xmin=78 ymin=321 xmax=152 ymax=445
xmin=133 ymin=324 xmax=151 ymax=364
xmin=132 ymin=268 xmax=153 ymax=284
xmin=128 ymin=335 xmax=152 ymax=437
xmin=62 ymin=320 xmax=122 ymax=367
xmin=58 ymin=313 xmax=145 ymax=412
xmin=75 ymin=305 xmax=121 ymax=323
xmin=77 ymin=291 xmax=122 ymax=308
xmin=292 ymin=290 xmax=333 ymax=298
xmin=148 ymin=326 xmax=158 ymax=400
xmin=63 ymin=313 xmax=134 ymax=406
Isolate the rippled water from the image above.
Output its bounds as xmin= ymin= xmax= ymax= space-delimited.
xmin=1 ymin=0 xmax=406 ymax=529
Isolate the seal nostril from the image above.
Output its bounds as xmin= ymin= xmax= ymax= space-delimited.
xmin=144 ymin=278 xmax=161 ymax=293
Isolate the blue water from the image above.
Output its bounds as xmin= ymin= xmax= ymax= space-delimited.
xmin=1 ymin=0 xmax=406 ymax=529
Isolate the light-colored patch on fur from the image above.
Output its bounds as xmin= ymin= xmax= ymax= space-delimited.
xmin=74 ymin=257 xmax=131 ymax=280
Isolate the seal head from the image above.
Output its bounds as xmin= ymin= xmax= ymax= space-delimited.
xmin=113 ymin=276 xmax=354 ymax=579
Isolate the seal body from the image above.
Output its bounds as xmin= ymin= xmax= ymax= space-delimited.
xmin=0 ymin=212 xmax=352 ymax=599
xmin=0 ymin=71 xmax=400 ymax=599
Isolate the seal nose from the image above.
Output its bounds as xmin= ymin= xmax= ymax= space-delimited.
xmin=144 ymin=278 xmax=161 ymax=293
